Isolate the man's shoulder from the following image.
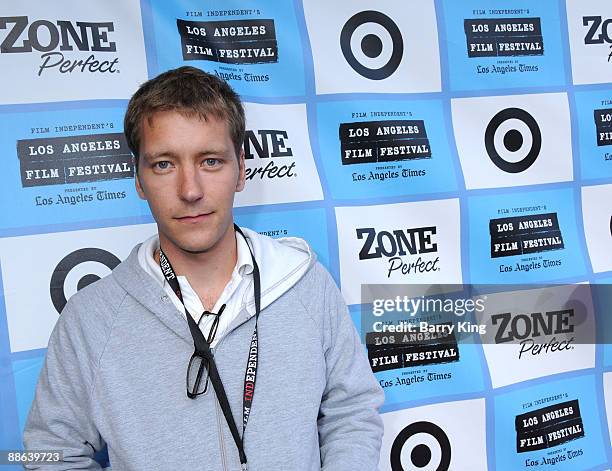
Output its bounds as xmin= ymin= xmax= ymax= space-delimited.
xmin=66 ymin=270 xmax=127 ymax=315
xmin=57 ymin=245 xmax=141 ymax=335
xmin=288 ymin=261 xmax=346 ymax=312
xmin=293 ymin=260 xmax=335 ymax=290
xmin=58 ymin=269 xmax=127 ymax=338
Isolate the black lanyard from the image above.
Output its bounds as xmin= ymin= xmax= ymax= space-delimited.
xmin=158 ymin=224 xmax=260 ymax=470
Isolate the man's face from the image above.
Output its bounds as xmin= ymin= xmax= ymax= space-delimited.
xmin=135 ymin=110 xmax=245 ymax=255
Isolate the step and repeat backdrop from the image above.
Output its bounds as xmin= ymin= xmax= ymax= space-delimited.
xmin=1 ymin=0 xmax=612 ymax=469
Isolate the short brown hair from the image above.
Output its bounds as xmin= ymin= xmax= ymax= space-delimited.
xmin=124 ymin=66 xmax=245 ymax=171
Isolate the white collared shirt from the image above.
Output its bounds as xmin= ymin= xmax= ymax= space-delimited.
xmin=137 ymin=231 xmax=254 ymax=347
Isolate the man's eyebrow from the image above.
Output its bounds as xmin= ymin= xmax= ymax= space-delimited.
xmin=197 ymin=148 xmax=228 ymax=156
xmin=142 ymin=148 xmax=229 ymax=161
xmin=141 ymin=151 xmax=169 ymax=161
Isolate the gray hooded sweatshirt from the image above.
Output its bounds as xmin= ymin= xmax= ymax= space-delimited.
xmin=23 ymin=229 xmax=384 ymax=470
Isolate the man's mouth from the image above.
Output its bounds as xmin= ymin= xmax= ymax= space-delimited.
xmin=175 ymin=213 xmax=212 ymax=223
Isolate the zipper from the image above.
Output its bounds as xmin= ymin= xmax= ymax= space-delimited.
xmin=214 ymin=388 xmax=229 ymax=471
xmin=209 ymin=313 xmax=252 ymax=471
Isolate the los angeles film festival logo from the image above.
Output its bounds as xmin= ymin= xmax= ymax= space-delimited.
xmin=594 ymin=107 xmax=612 ymax=148
xmin=583 ymin=15 xmax=612 ymax=63
xmin=366 ymin=321 xmax=459 ymax=375
xmin=357 ymin=226 xmax=439 ymax=278
xmin=16 ymin=132 xmax=133 ymax=206
xmin=464 ymin=14 xmax=543 ymax=75
xmin=177 ymin=18 xmax=278 ymax=72
xmin=339 ymin=119 xmax=430 ymax=181
xmin=365 ymin=292 xmax=488 ymax=388
xmin=0 ymin=16 xmax=120 ymax=75
xmin=465 ymin=17 xmax=544 ymax=57
xmin=516 ymin=399 xmax=585 ymax=463
xmin=243 ymin=127 xmax=295 ymax=180
xmin=490 ymin=212 xmax=564 ymax=272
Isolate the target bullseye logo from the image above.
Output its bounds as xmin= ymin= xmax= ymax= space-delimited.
xmin=50 ymin=248 xmax=121 ymax=313
xmin=390 ymin=421 xmax=451 ymax=471
xmin=484 ymin=107 xmax=542 ymax=173
xmin=340 ymin=10 xmax=403 ymax=80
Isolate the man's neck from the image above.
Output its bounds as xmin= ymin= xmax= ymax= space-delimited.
xmin=155 ymin=227 xmax=237 ymax=311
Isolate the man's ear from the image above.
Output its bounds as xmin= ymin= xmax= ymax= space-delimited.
xmin=236 ymin=148 xmax=246 ymax=192
xmin=135 ymin=171 xmax=147 ymax=200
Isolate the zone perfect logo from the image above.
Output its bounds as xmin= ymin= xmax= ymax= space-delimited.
xmin=0 ymin=16 xmax=119 ymax=75
xmin=357 ymin=226 xmax=440 ymax=278
xmin=464 ymin=17 xmax=544 ymax=57
xmin=339 ymin=120 xmax=431 ymax=165
xmin=17 ymin=133 xmax=134 ymax=187
xmin=492 ymin=308 xmax=575 ymax=359
xmin=583 ymin=16 xmax=612 ymax=62
xmin=177 ymin=19 xmax=278 ymax=65
xmin=566 ymin=1 xmax=612 ymax=85
xmin=234 ymin=103 xmax=323 ymax=207
xmin=336 ymin=200 xmax=461 ymax=305
xmin=243 ymin=128 xmax=295 ymax=180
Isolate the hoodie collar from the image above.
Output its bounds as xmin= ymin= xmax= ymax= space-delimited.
xmin=112 ymin=226 xmax=316 ymax=343
xmin=239 ymin=227 xmax=314 ymax=316
xmin=113 ymin=245 xmax=194 ymax=346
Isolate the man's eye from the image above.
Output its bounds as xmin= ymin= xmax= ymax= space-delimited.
xmin=154 ymin=161 xmax=170 ymax=170
xmin=204 ymin=158 xmax=219 ymax=167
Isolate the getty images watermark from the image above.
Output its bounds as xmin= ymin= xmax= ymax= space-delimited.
xmin=361 ymin=284 xmax=609 ymax=350
xmin=371 ymin=292 xmax=488 ymax=336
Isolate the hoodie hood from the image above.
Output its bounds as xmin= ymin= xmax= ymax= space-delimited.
xmin=239 ymin=226 xmax=315 ymax=315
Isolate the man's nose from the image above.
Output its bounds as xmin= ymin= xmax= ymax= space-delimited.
xmin=177 ymin=165 xmax=204 ymax=202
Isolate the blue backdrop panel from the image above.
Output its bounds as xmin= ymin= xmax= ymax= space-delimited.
xmin=467 ymin=187 xmax=589 ymax=284
xmin=0 ymin=107 xmax=148 ymax=234
xmin=148 ymin=0 xmax=306 ymax=97
xmin=493 ymin=374 xmax=608 ymax=470
xmin=442 ymin=0 xmax=566 ymax=91
xmin=575 ymin=90 xmax=612 ymax=181
xmin=315 ymin=99 xmax=459 ymax=200
xmin=235 ymin=207 xmax=330 ymax=269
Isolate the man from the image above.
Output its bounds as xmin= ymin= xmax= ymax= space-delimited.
xmin=23 ymin=66 xmax=384 ymax=470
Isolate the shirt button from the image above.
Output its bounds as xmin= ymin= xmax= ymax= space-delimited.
xmin=161 ymin=295 xmax=169 ymax=302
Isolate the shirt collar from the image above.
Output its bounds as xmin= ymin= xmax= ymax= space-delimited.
xmin=141 ymin=228 xmax=253 ymax=280
xmin=236 ymin=228 xmax=254 ymax=276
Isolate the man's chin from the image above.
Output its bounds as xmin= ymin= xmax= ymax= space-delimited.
xmin=168 ymin=237 xmax=216 ymax=255
xmin=178 ymin=244 xmax=214 ymax=255
xmin=158 ymin=232 xmax=214 ymax=255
